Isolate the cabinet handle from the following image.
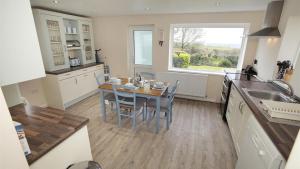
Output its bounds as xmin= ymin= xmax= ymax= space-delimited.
xmin=238 ymin=102 xmax=242 ymax=111
xmin=75 ymin=78 xmax=78 ymax=84
xmin=64 ymin=45 xmax=67 ymax=52
xmin=240 ymin=102 xmax=245 ymax=114
xmin=251 ymin=136 xmax=259 ymax=149
xmin=83 ymin=74 xmax=89 ymax=77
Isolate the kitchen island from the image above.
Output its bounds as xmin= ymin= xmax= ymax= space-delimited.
xmin=9 ymin=104 xmax=92 ymax=169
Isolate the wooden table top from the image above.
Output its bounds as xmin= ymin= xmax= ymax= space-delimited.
xmin=9 ymin=104 xmax=89 ymax=165
xmin=99 ymin=78 xmax=169 ymax=97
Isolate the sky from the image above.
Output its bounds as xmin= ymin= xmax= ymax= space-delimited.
xmin=174 ymin=27 xmax=245 ymax=48
xmin=200 ymin=28 xmax=245 ymax=46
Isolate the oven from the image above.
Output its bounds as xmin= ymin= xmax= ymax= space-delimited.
xmin=220 ymin=74 xmax=232 ymax=121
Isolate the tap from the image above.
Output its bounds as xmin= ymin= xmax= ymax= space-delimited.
xmin=271 ymin=79 xmax=294 ymax=97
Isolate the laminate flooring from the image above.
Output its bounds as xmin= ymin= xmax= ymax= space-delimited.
xmin=66 ymin=94 xmax=237 ymax=169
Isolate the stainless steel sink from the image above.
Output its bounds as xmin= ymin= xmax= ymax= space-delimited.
xmin=242 ymin=89 xmax=296 ymax=103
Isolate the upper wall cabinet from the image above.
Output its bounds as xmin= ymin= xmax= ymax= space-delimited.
xmin=32 ymin=9 xmax=96 ymax=72
xmin=80 ymin=20 xmax=96 ymax=64
xmin=0 ymin=0 xmax=45 ymax=86
xmin=277 ymin=16 xmax=300 ymax=63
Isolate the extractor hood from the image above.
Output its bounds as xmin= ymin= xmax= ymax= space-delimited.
xmin=249 ymin=1 xmax=283 ymax=37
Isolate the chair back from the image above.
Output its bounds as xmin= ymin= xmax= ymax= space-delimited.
xmin=95 ymin=73 xmax=105 ymax=86
xmin=168 ymin=80 xmax=180 ymax=104
xmin=112 ymin=85 xmax=136 ymax=111
xmin=139 ymin=72 xmax=156 ymax=80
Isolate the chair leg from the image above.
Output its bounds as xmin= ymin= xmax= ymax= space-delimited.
xmin=166 ymin=111 xmax=170 ymax=130
xmin=142 ymin=105 xmax=145 ymax=121
xmin=170 ymin=104 xmax=173 ymax=123
xmin=117 ymin=111 xmax=122 ymax=128
xmin=132 ymin=112 xmax=136 ymax=129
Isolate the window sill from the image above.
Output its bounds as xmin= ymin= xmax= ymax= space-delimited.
xmin=168 ymin=68 xmax=227 ymax=76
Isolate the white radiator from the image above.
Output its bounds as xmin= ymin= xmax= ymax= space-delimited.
xmin=156 ymin=72 xmax=208 ymax=98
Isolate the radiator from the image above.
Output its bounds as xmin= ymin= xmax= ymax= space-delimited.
xmin=156 ymin=72 xmax=208 ymax=98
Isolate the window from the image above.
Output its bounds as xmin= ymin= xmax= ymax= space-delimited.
xmin=134 ymin=30 xmax=152 ymax=65
xmin=169 ymin=24 xmax=249 ymax=73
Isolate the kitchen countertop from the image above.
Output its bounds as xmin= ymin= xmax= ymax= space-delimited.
xmin=46 ymin=62 xmax=104 ymax=75
xmin=9 ymin=104 xmax=89 ymax=165
xmin=232 ymin=80 xmax=300 ymax=160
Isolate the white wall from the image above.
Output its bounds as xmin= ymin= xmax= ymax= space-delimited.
xmin=92 ymin=11 xmax=264 ymax=102
xmin=0 ymin=0 xmax=45 ymax=86
xmin=255 ymin=0 xmax=300 ymax=81
xmin=19 ymin=79 xmax=48 ymax=107
xmin=1 ymin=84 xmax=22 ymax=107
xmin=0 ymin=89 xmax=29 ymax=169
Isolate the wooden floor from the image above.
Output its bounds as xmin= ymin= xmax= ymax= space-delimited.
xmin=66 ymin=94 xmax=237 ymax=169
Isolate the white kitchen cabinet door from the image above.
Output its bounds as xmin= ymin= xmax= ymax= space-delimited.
xmin=77 ymin=72 xmax=96 ymax=97
xmin=226 ymin=85 xmax=250 ymax=155
xmin=59 ymin=77 xmax=78 ymax=103
xmin=79 ymin=20 xmax=95 ymax=64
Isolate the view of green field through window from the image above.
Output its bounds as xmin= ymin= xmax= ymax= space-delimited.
xmin=171 ymin=26 xmax=245 ymax=72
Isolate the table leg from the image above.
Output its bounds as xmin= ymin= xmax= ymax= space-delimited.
xmin=156 ymin=96 xmax=161 ymax=134
xmin=100 ymin=90 xmax=106 ymax=121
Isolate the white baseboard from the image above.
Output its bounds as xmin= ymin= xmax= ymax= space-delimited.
xmin=175 ymin=94 xmax=220 ymax=103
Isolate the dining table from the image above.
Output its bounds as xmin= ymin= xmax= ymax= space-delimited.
xmin=98 ymin=78 xmax=169 ymax=133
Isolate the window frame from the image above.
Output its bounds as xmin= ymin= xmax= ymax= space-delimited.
xmin=168 ymin=23 xmax=250 ymax=74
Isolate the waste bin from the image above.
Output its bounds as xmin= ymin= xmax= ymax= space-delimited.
xmin=67 ymin=161 xmax=102 ymax=169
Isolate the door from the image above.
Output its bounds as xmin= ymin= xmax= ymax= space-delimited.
xmin=129 ymin=26 xmax=153 ymax=77
xmin=42 ymin=14 xmax=69 ymax=70
xmin=79 ymin=20 xmax=95 ymax=64
xmin=59 ymin=77 xmax=78 ymax=103
xmin=77 ymin=72 xmax=95 ymax=96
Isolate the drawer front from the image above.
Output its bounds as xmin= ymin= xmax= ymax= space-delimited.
xmin=58 ymin=72 xmax=77 ymax=81
xmin=95 ymin=64 xmax=104 ymax=70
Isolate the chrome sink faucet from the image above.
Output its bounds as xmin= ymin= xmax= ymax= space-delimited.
xmin=270 ymin=79 xmax=294 ymax=97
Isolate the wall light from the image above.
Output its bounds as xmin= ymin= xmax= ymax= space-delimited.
xmin=158 ymin=29 xmax=164 ymax=47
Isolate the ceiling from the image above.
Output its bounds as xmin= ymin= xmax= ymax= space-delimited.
xmin=30 ymin=0 xmax=270 ymax=17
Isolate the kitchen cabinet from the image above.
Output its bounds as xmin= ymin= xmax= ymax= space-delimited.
xmin=59 ymin=77 xmax=78 ymax=103
xmin=33 ymin=9 xmax=95 ymax=71
xmin=43 ymin=65 xmax=104 ymax=110
xmin=226 ymin=85 xmax=285 ymax=169
xmin=235 ymin=114 xmax=285 ymax=169
xmin=79 ymin=20 xmax=96 ymax=64
xmin=226 ymin=85 xmax=250 ymax=155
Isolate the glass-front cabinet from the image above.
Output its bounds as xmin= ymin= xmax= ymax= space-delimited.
xmin=41 ymin=15 xmax=70 ymax=71
xmin=80 ymin=20 xmax=95 ymax=64
xmin=33 ymin=9 xmax=96 ymax=71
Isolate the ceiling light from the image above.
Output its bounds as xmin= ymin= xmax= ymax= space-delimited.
xmin=52 ymin=0 xmax=59 ymax=4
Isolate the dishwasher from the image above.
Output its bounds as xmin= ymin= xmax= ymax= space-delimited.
xmin=235 ymin=115 xmax=285 ymax=169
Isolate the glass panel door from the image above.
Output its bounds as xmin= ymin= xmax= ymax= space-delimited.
xmin=129 ymin=26 xmax=153 ymax=77
xmin=134 ymin=31 xmax=153 ymax=65
xmin=46 ymin=20 xmax=65 ymax=66
xmin=82 ymin=24 xmax=93 ymax=61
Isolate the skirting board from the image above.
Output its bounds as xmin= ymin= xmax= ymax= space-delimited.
xmin=175 ymin=94 xmax=220 ymax=103
xmin=64 ymin=90 xmax=99 ymax=109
